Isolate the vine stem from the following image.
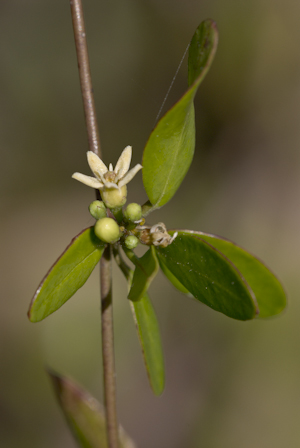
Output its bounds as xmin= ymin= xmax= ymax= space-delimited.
xmin=69 ymin=2 xmax=120 ymax=447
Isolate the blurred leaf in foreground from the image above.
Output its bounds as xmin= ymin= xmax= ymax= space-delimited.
xmin=48 ymin=370 xmax=136 ymax=448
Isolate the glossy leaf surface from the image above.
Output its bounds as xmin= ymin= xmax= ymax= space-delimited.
xmin=156 ymin=233 xmax=258 ymax=320
xmin=129 ymin=285 xmax=165 ymax=395
xmin=180 ymin=230 xmax=287 ymax=318
xmin=28 ymin=227 xmax=104 ymax=322
xmin=142 ymin=19 xmax=218 ymax=212
xmin=49 ymin=371 xmax=136 ymax=448
xmin=127 ymin=246 xmax=159 ymax=302
xmin=158 ymin=257 xmax=190 ymax=295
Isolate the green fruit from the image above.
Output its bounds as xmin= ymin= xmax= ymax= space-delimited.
xmin=89 ymin=201 xmax=106 ymax=220
xmin=124 ymin=203 xmax=142 ymax=222
xmin=94 ymin=218 xmax=120 ymax=244
xmin=124 ymin=235 xmax=139 ymax=249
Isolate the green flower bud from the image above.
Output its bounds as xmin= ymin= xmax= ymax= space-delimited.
xmin=124 ymin=235 xmax=139 ymax=250
xmin=94 ymin=217 xmax=120 ymax=244
xmin=124 ymin=203 xmax=142 ymax=222
xmin=101 ymin=185 xmax=127 ymax=209
xmin=88 ymin=201 xmax=106 ymax=220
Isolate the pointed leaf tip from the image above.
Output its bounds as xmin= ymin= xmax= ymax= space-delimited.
xmin=115 ymin=253 xmax=165 ymax=396
xmin=180 ymin=230 xmax=287 ymax=318
xmin=129 ymin=291 xmax=165 ymax=396
xmin=28 ymin=227 xmax=105 ymax=322
xmin=188 ymin=19 xmax=218 ymax=86
xmin=48 ymin=370 xmax=137 ymax=448
xmin=142 ymin=19 xmax=218 ymax=212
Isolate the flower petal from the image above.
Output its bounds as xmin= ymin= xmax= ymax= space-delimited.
xmin=150 ymin=223 xmax=166 ymax=234
xmin=118 ymin=163 xmax=142 ymax=188
xmin=87 ymin=151 xmax=108 ymax=180
xmin=103 ymin=181 xmax=119 ymax=189
xmin=72 ymin=172 xmax=103 ymax=189
xmin=114 ymin=146 xmax=132 ymax=181
xmin=170 ymin=232 xmax=178 ymax=243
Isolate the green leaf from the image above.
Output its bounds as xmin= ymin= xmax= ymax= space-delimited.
xmin=114 ymin=248 xmax=165 ymax=395
xmin=187 ymin=19 xmax=218 ymax=87
xmin=158 ymin=257 xmax=190 ymax=295
xmin=28 ymin=227 xmax=105 ymax=322
xmin=179 ymin=230 xmax=287 ymax=318
xmin=142 ymin=19 xmax=218 ymax=212
xmin=129 ymin=286 xmax=165 ymax=396
xmin=48 ymin=370 xmax=136 ymax=448
xmin=127 ymin=246 xmax=159 ymax=302
xmin=155 ymin=233 xmax=258 ymax=321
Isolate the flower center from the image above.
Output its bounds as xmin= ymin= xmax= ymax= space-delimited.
xmin=104 ymin=171 xmax=117 ymax=183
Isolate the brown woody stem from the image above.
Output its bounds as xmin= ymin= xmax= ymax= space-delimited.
xmin=69 ymin=2 xmax=119 ymax=447
xmin=70 ymin=0 xmax=101 ymax=157
xmin=100 ymin=245 xmax=120 ymax=448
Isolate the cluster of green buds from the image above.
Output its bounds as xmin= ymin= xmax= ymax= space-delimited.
xmin=73 ymin=147 xmax=177 ymax=249
xmin=87 ymin=200 xmax=142 ymax=247
xmin=88 ymin=200 xmax=120 ymax=244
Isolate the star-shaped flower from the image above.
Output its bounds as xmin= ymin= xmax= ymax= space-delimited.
xmin=72 ymin=146 xmax=142 ymax=191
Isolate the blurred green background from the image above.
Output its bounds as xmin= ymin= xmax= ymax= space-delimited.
xmin=1 ymin=0 xmax=299 ymax=447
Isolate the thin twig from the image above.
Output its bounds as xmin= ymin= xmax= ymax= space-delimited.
xmin=70 ymin=0 xmax=101 ymax=157
xmin=100 ymin=245 xmax=120 ymax=448
xmin=69 ymin=2 xmax=119 ymax=447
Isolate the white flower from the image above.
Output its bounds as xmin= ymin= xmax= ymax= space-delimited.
xmin=72 ymin=146 xmax=142 ymax=191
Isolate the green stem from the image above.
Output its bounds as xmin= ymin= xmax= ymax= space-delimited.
xmin=111 ymin=206 xmax=124 ymax=224
xmin=70 ymin=2 xmax=119 ymax=447
xmin=113 ymin=246 xmax=132 ymax=281
xmin=122 ymin=246 xmax=140 ymax=266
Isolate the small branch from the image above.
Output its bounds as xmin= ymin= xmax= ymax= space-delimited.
xmin=70 ymin=0 xmax=101 ymax=157
xmin=100 ymin=245 xmax=119 ymax=448
xmin=113 ymin=246 xmax=132 ymax=281
xmin=123 ymin=246 xmax=141 ymax=268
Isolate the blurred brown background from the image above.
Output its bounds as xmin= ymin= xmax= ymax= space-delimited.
xmin=1 ymin=0 xmax=299 ymax=447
